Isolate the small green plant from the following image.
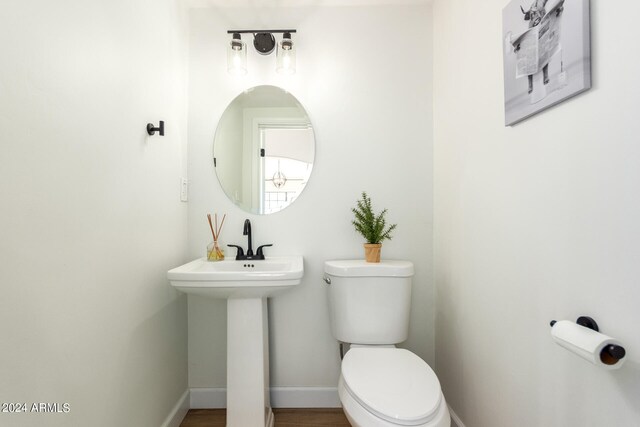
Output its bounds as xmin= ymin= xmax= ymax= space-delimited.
xmin=351 ymin=191 xmax=397 ymax=244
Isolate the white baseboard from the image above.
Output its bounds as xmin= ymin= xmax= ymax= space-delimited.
xmin=161 ymin=389 xmax=190 ymax=427
xmin=189 ymin=387 xmax=341 ymax=409
xmin=449 ymin=406 xmax=466 ymax=427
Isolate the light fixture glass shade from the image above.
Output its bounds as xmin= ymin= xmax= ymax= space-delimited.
xmin=276 ymin=33 xmax=296 ymax=75
xmin=227 ymin=34 xmax=247 ymax=75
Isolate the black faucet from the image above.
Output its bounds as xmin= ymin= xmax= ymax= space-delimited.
xmin=227 ymin=219 xmax=273 ymax=260
xmin=243 ymin=219 xmax=253 ymax=257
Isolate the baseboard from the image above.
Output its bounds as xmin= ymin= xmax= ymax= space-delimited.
xmin=161 ymin=389 xmax=190 ymax=427
xmin=449 ymin=406 xmax=466 ymax=427
xmin=189 ymin=387 xmax=341 ymax=409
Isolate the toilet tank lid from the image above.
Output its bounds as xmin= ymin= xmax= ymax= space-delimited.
xmin=324 ymin=260 xmax=414 ymax=277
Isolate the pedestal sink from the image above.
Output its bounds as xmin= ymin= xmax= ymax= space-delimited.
xmin=168 ymin=256 xmax=303 ymax=427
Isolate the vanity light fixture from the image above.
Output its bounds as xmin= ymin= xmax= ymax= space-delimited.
xmin=226 ymin=30 xmax=297 ymax=75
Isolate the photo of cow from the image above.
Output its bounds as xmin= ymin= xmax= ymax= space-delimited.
xmin=502 ymin=0 xmax=590 ymax=126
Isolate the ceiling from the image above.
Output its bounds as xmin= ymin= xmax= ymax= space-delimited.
xmin=183 ymin=0 xmax=432 ymax=8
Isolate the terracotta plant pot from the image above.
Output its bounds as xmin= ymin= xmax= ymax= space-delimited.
xmin=364 ymin=243 xmax=382 ymax=263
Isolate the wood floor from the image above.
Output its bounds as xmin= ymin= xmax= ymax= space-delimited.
xmin=180 ymin=408 xmax=351 ymax=427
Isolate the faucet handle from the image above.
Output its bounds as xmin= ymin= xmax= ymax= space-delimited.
xmin=256 ymin=244 xmax=273 ymax=259
xmin=227 ymin=244 xmax=245 ymax=260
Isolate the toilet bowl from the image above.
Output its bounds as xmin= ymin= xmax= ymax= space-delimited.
xmin=338 ymin=347 xmax=450 ymax=427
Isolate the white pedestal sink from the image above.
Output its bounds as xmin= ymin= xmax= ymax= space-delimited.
xmin=167 ymin=256 xmax=303 ymax=427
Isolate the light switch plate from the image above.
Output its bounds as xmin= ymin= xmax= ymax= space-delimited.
xmin=180 ymin=178 xmax=188 ymax=202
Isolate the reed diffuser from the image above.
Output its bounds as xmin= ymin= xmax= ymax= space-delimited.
xmin=207 ymin=213 xmax=226 ymax=261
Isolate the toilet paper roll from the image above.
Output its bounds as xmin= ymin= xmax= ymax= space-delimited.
xmin=551 ymin=320 xmax=626 ymax=370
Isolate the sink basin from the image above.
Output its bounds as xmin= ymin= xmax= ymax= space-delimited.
xmin=167 ymin=256 xmax=303 ymax=299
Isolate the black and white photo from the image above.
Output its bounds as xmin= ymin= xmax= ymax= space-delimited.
xmin=502 ymin=0 xmax=591 ymax=125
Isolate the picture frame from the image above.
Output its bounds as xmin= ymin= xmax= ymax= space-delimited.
xmin=502 ymin=0 xmax=591 ymax=126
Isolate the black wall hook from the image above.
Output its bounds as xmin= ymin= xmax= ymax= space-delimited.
xmin=147 ymin=121 xmax=164 ymax=136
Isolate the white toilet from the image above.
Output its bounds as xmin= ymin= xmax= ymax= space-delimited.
xmin=324 ymin=260 xmax=450 ymax=427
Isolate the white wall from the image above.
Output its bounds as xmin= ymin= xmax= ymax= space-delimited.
xmin=186 ymin=4 xmax=434 ymax=394
xmin=433 ymin=0 xmax=640 ymax=426
xmin=0 ymin=1 xmax=190 ymax=426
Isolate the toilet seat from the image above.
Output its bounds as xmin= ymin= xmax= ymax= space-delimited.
xmin=341 ymin=347 xmax=443 ymax=426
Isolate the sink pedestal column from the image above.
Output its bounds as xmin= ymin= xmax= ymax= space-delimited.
xmin=226 ymin=298 xmax=274 ymax=427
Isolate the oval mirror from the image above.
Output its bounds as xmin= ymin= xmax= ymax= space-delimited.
xmin=213 ymin=85 xmax=315 ymax=215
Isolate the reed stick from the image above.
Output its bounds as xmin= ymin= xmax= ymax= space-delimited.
xmin=218 ymin=214 xmax=226 ymax=237
xmin=207 ymin=214 xmax=216 ymax=241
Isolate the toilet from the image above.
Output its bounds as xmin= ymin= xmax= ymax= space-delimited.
xmin=324 ymin=260 xmax=450 ymax=427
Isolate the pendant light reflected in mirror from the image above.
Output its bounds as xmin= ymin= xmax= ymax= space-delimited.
xmin=272 ymin=160 xmax=287 ymax=188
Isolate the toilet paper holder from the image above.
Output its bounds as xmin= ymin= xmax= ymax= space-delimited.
xmin=550 ymin=316 xmax=626 ymax=365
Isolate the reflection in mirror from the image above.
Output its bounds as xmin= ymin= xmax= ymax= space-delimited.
xmin=213 ymin=86 xmax=315 ymax=215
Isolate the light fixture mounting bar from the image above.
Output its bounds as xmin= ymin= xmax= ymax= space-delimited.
xmin=227 ymin=30 xmax=296 ymax=34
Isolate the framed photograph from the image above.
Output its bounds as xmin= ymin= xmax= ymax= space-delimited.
xmin=502 ymin=0 xmax=591 ymax=126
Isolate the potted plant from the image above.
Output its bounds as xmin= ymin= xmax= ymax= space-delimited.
xmin=351 ymin=191 xmax=397 ymax=263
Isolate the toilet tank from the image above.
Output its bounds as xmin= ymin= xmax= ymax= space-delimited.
xmin=324 ymin=260 xmax=414 ymax=345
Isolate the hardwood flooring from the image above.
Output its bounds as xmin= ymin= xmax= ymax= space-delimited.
xmin=180 ymin=408 xmax=351 ymax=427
